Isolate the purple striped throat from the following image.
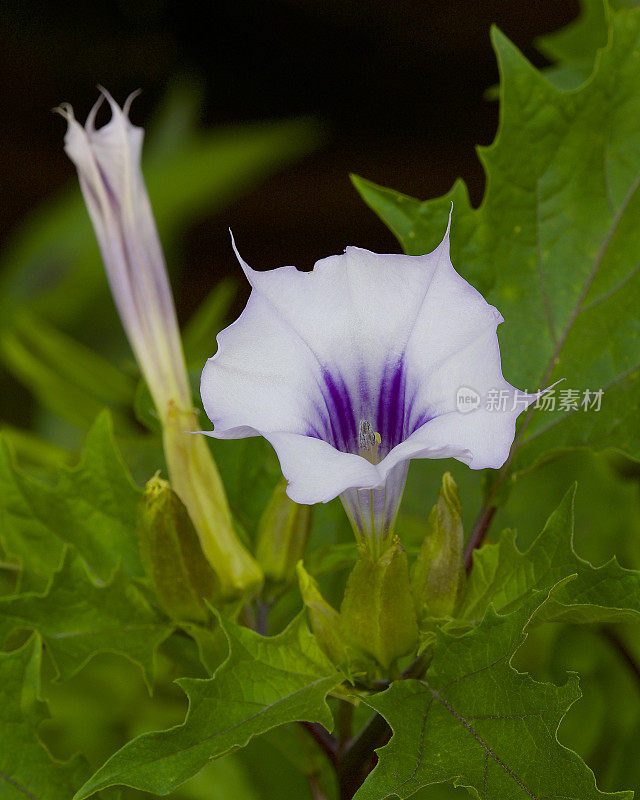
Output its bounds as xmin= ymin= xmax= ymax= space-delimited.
xmin=306 ymin=357 xmax=432 ymax=553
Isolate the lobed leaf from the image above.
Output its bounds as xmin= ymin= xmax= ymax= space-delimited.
xmin=354 ymin=605 xmax=632 ymax=800
xmin=0 ymin=548 xmax=171 ymax=686
xmin=460 ymin=485 xmax=640 ymax=625
xmin=0 ymin=411 xmax=142 ymax=591
xmin=74 ymin=613 xmax=342 ymax=798
xmin=0 ymin=635 xmax=93 ymax=799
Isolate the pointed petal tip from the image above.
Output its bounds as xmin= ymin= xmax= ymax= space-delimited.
xmin=87 ymin=87 xmax=141 ymax=133
xmin=228 ymin=229 xmax=254 ymax=280
xmin=442 ymin=202 xmax=453 ymax=244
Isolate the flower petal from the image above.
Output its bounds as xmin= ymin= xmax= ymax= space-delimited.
xmin=263 ymin=431 xmax=382 ymax=504
xmin=201 ymin=290 xmax=325 ymax=438
xmin=387 ymin=392 xmax=530 ymax=471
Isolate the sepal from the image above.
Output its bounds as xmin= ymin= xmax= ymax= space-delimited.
xmin=340 ymin=539 xmax=418 ymax=670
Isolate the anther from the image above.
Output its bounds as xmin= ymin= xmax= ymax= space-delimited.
xmin=359 ymin=420 xmax=382 ymax=462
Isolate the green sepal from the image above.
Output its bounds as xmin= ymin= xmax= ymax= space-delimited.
xmin=138 ymin=475 xmax=218 ymax=622
xmin=411 ymin=472 xmax=465 ymax=622
xmin=256 ymin=480 xmax=311 ymax=598
xmin=340 ymin=539 xmax=418 ymax=670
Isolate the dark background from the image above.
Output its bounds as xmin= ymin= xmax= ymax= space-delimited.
xmin=1 ymin=0 xmax=577 ymax=314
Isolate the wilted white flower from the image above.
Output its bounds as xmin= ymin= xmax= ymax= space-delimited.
xmin=201 ymin=214 xmax=542 ymax=555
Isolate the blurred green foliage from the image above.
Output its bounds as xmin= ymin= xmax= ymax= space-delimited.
xmin=0 ymin=3 xmax=639 ymax=800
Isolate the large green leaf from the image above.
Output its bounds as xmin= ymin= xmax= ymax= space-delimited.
xmin=0 ymin=548 xmax=171 ymax=685
xmin=0 ymin=635 xmax=92 ymax=799
xmin=353 ymin=4 xmax=640 ymax=480
xmin=0 ymin=411 xmax=142 ymax=591
xmin=460 ymin=486 xmax=640 ymax=625
xmin=354 ymin=605 xmax=632 ymax=800
xmin=74 ymin=614 xmax=342 ymax=798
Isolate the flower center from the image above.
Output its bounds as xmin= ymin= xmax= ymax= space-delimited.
xmin=358 ymin=419 xmax=381 ymax=464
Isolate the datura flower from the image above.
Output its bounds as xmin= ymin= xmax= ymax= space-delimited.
xmin=201 ymin=216 xmax=542 ymax=556
xmin=58 ymin=89 xmax=262 ymax=598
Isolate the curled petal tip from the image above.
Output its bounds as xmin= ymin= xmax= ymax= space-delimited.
xmin=123 ymin=88 xmax=142 ymax=117
xmin=52 ymin=102 xmax=75 ymax=123
xmin=86 ymin=92 xmax=107 ymax=133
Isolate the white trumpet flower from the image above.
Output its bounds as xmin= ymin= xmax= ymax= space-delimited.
xmin=201 ymin=214 xmax=543 ymax=555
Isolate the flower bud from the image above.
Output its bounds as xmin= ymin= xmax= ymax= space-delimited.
xmin=296 ymin=561 xmax=349 ymax=668
xmin=411 ymin=471 xmax=465 ymax=621
xmin=256 ymin=480 xmax=311 ymax=598
xmin=340 ymin=539 xmax=418 ymax=669
xmin=59 ymin=90 xmax=263 ymax=602
xmin=138 ymin=475 xmax=218 ymax=621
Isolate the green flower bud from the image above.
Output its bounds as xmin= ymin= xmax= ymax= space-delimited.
xmin=138 ymin=475 xmax=218 ymax=621
xmin=412 ymin=471 xmax=465 ymax=621
xmin=340 ymin=539 xmax=418 ymax=670
xmin=296 ymin=561 xmax=349 ymax=667
xmin=256 ymin=480 xmax=311 ymax=598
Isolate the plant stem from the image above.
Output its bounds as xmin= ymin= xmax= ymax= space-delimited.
xmin=463 ymin=504 xmax=497 ymax=571
xmin=338 ymin=712 xmax=390 ymax=800
xmin=255 ymin=599 xmax=270 ymax=636
xmin=308 ymin=774 xmax=329 ymax=800
xmin=601 ymin=626 xmax=640 ymax=686
xmin=299 ymin=722 xmax=339 ymax=766
xmin=336 ymin=699 xmax=354 ymax=755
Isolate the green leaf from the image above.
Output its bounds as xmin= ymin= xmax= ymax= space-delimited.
xmin=0 ymin=411 xmax=142 ymax=591
xmin=209 ymin=436 xmax=282 ymax=541
xmin=0 ymin=423 xmax=74 ymax=477
xmin=74 ymin=613 xmax=342 ymax=798
xmin=0 ymin=634 xmax=92 ymax=799
xmin=354 ymin=605 xmax=632 ymax=800
xmin=0 ymin=311 xmax=136 ymax=431
xmin=460 ymin=486 xmax=640 ymax=626
xmin=353 ymin=5 xmax=640 ymax=476
xmin=0 ymin=548 xmax=171 ymax=685
xmin=535 ymin=0 xmax=608 ymax=89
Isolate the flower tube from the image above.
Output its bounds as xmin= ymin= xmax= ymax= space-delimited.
xmin=201 ymin=213 xmax=543 ymax=557
xmin=59 ymin=89 xmax=262 ymax=597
